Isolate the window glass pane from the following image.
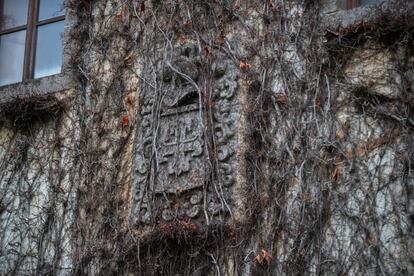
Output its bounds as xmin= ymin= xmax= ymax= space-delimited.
xmin=38 ymin=0 xmax=65 ymax=21
xmin=0 ymin=0 xmax=29 ymax=30
xmin=0 ymin=31 xmax=26 ymax=86
xmin=34 ymin=21 xmax=64 ymax=79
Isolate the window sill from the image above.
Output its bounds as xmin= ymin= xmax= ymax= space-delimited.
xmin=0 ymin=72 xmax=73 ymax=105
xmin=321 ymin=0 xmax=414 ymax=31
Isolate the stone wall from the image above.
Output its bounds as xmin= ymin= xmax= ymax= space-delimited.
xmin=0 ymin=0 xmax=413 ymax=275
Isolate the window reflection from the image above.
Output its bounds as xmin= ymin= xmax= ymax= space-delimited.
xmin=0 ymin=31 xmax=26 ymax=86
xmin=34 ymin=21 xmax=64 ymax=79
xmin=0 ymin=0 xmax=29 ymax=30
xmin=38 ymin=0 xmax=65 ymax=21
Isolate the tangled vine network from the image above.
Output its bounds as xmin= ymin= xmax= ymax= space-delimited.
xmin=0 ymin=0 xmax=413 ymax=275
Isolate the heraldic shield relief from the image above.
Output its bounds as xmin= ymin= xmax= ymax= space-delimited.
xmin=132 ymin=44 xmax=241 ymax=226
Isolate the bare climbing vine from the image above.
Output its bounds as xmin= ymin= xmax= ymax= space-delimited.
xmin=0 ymin=0 xmax=413 ymax=275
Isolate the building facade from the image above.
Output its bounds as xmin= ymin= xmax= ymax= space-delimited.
xmin=0 ymin=0 xmax=413 ymax=275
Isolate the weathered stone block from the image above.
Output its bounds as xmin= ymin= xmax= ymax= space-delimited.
xmin=344 ymin=42 xmax=401 ymax=99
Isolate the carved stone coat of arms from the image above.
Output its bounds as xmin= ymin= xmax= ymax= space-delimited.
xmin=132 ymin=44 xmax=241 ymax=226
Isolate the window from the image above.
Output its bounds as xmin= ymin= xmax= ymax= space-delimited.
xmin=337 ymin=0 xmax=384 ymax=10
xmin=0 ymin=0 xmax=65 ymax=86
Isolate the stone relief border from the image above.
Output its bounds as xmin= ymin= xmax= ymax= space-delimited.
xmin=132 ymin=44 xmax=240 ymax=226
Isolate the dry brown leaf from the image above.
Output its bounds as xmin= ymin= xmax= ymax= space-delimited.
xmin=254 ymin=249 xmax=272 ymax=266
xmin=124 ymin=95 xmax=135 ymax=106
xmin=170 ymin=200 xmax=180 ymax=210
xmin=331 ymin=164 xmax=340 ymax=183
xmin=140 ymin=1 xmax=145 ymax=13
xmin=239 ymin=61 xmax=252 ymax=70
xmin=204 ymin=46 xmax=211 ymax=57
xmin=122 ymin=115 xmax=129 ymax=127
xmin=275 ymin=93 xmax=287 ymax=105
xmin=181 ymin=221 xmax=198 ymax=231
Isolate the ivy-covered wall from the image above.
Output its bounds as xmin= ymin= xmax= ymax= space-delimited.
xmin=0 ymin=0 xmax=413 ymax=275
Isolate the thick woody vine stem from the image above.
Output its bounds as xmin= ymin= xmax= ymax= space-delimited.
xmin=0 ymin=0 xmax=413 ymax=275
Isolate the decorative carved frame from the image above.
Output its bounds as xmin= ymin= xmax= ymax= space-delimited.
xmin=132 ymin=44 xmax=241 ymax=227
